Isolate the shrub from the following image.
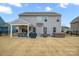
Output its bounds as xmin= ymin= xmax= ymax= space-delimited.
xmin=29 ymin=32 xmax=37 ymax=38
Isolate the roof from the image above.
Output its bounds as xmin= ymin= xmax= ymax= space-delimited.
xmin=0 ymin=17 xmax=5 ymax=25
xmin=0 ymin=17 xmax=9 ymax=27
xmin=19 ymin=12 xmax=61 ymax=16
xmin=9 ymin=19 xmax=30 ymax=25
xmin=71 ymin=16 xmax=79 ymax=24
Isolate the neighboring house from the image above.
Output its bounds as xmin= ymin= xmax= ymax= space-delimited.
xmin=0 ymin=17 xmax=9 ymax=35
xmin=9 ymin=12 xmax=62 ymax=37
xmin=61 ymin=26 xmax=70 ymax=33
xmin=71 ymin=16 xmax=79 ymax=31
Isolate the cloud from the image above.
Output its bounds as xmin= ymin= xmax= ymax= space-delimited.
xmin=58 ymin=0 xmax=79 ymax=8
xmin=0 ymin=3 xmax=29 ymax=14
xmin=71 ymin=3 xmax=79 ymax=6
xmin=59 ymin=2 xmax=79 ymax=8
xmin=1 ymin=0 xmax=79 ymax=8
xmin=45 ymin=6 xmax=52 ymax=12
xmin=8 ymin=3 xmax=22 ymax=7
xmin=0 ymin=0 xmax=22 ymax=7
xmin=0 ymin=5 xmax=12 ymax=14
xmin=0 ymin=0 xmax=78 ymax=3
xmin=0 ymin=0 xmax=21 ymax=3
xmin=0 ymin=0 xmax=72 ymax=3
xmin=60 ymin=3 xmax=69 ymax=8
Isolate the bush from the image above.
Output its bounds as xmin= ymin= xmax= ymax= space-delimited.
xmin=29 ymin=32 xmax=37 ymax=38
xmin=0 ymin=31 xmax=2 ymax=36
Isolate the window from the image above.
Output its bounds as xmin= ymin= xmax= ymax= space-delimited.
xmin=57 ymin=19 xmax=60 ymax=22
xmin=53 ymin=27 xmax=56 ymax=33
xmin=44 ymin=19 xmax=47 ymax=22
xmin=33 ymin=27 xmax=36 ymax=32
xmin=43 ymin=27 xmax=47 ymax=34
xmin=36 ymin=23 xmax=43 ymax=27
xmin=37 ymin=16 xmax=48 ymax=22
xmin=44 ymin=16 xmax=48 ymax=22
xmin=57 ymin=16 xmax=60 ymax=22
xmin=37 ymin=16 xmax=43 ymax=22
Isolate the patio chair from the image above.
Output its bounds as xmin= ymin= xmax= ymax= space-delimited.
xmin=42 ymin=34 xmax=50 ymax=37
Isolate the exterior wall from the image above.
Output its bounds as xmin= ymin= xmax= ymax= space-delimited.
xmin=0 ymin=27 xmax=8 ymax=34
xmin=19 ymin=15 xmax=61 ymax=36
xmin=71 ymin=22 xmax=79 ymax=31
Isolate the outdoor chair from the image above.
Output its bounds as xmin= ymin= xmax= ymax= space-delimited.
xmin=18 ymin=32 xmax=27 ymax=37
xmin=41 ymin=34 xmax=50 ymax=37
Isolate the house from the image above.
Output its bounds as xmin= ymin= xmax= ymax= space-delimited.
xmin=9 ymin=12 xmax=62 ymax=37
xmin=71 ymin=16 xmax=79 ymax=31
xmin=70 ymin=16 xmax=79 ymax=35
xmin=0 ymin=17 xmax=9 ymax=35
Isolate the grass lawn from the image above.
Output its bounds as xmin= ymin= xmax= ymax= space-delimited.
xmin=0 ymin=35 xmax=79 ymax=56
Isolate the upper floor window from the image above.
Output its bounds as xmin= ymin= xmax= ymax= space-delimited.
xmin=37 ymin=16 xmax=43 ymax=22
xmin=37 ymin=16 xmax=48 ymax=22
xmin=36 ymin=23 xmax=43 ymax=27
xmin=44 ymin=16 xmax=48 ymax=22
xmin=57 ymin=16 xmax=60 ymax=22
xmin=57 ymin=19 xmax=60 ymax=22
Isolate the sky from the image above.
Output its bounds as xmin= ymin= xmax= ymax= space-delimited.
xmin=0 ymin=3 xmax=79 ymax=27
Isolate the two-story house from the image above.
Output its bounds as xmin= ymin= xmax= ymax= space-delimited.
xmin=10 ymin=12 xmax=62 ymax=37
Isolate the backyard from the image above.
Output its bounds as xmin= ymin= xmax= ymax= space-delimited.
xmin=0 ymin=35 xmax=79 ymax=56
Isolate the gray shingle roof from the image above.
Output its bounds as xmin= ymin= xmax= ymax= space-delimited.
xmin=0 ymin=17 xmax=5 ymax=25
xmin=19 ymin=12 xmax=61 ymax=16
xmin=9 ymin=19 xmax=30 ymax=25
xmin=71 ymin=16 xmax=79 ymax=24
